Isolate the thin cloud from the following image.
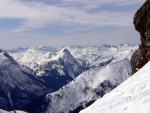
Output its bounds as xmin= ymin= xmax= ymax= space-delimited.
xmin=59 ymin=0 xmax=145 ymax=12
xmin=0 ymin=0 xmax=144 ymax=32
xmin=61 ymin=0 xmax=144 ymax=6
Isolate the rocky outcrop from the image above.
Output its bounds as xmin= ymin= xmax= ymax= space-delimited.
xmin=131 ymin=0 xmax=150 ymax=73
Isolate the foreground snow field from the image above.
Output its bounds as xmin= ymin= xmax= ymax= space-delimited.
xmin=80 ymin=61 xmax=150 ymax=113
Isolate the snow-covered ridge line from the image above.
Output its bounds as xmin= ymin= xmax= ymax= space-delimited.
xmin=8 ymin=44 xmax=137 ymax=90
xmin=9 ymin=44 xmax=137 ymax=73
xmin=0 ymin=49 xmax=53 ymax=109
xmin=80 ymin=60 xmax=150 ymax=113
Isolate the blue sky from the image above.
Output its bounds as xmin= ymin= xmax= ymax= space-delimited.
xmin=0 ymin=0 xmax=145 ymax=49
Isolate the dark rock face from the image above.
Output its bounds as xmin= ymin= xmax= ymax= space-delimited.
xmin=131 ymin=0 xmax=150 ymax=73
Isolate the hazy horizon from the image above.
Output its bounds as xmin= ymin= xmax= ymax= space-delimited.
xmin=0 ymin=0 xmax=144 ymax=49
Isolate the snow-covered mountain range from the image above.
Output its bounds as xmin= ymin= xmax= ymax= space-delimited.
xmin=0 ymin=44 xmax=137 ymax=113
xmin=0 ymin=49 xmax=54 ymax=110
xmin=9 ymin=44 xmax=137 ymax=70
xmin=24 ymin=58 xmax=131 ymax=113
xmin=80 ymin=61 xmax=150 ymax=113
xmin=9 ymin=47 xmax=85 ymax=89
xmin=66 ymin=44 xmax=137 ymax=68
xmin=9 ymin=44 xmax=137 ymax=89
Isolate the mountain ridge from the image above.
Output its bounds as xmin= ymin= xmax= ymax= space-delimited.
xmin=80 ymin=59 xmax=150 ymax=113
xmin=0 ymin=49 xmax=54 ymax=110
xmin=23 ymin=58 xmax=131 ymax=113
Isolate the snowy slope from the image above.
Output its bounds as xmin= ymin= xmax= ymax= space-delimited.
xmin=10 ymin=48 xmax=85 ymax=89
xmin=9 ymin=44 xmax=136 ymax=90
xmin=41 ymin=48 xmax=85 ymax=78
xmin=80 ymin=61 xmax=150 ymax=113
xmin=9 ymin=46 xmax=56 ymax=72
xmin=24 ymin=58 xmax=131 ymax=113
xmin=37 ymin=48 xmax=85 ymax=89
xmin=0 ymin=109 xmax=27 ymax=113
xmin=10 ymin=44 xmax=137 ymax=71
xmin=10 ymin=47 xmax=84 ymax=77
xmin=0 ymin=49 xmax=53 ymax=110
xmin=66 ymin=44 xmax=137 ymax=68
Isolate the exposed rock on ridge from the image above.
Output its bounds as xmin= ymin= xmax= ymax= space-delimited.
xmin=131 ymin=0 xmax=150 ymax=73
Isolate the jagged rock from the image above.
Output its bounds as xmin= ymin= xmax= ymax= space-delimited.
xmin=131 ymin=0 xmax=150 ymax=73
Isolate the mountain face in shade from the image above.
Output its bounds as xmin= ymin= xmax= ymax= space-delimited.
xmin=131 ymin=0 xmax=150 ymax=73
xmin=37 ymin=48 xmax=86 ymax=89
xmin=23 ymin=58 xmax=131 ymax=113
xmin=0 ymin=49 xmax=54 ymax=110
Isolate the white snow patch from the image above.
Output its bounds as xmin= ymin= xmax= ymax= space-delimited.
xmin=80 ymin=61 xmax=150 ymax=113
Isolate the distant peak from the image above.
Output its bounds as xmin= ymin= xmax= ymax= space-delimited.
xmin=119 ymin=43 xmax=133 ymax=47
xmin=58 ymin=48 xmax=71 ymax=55
xmin=50 ymin=48 xmax=76 ymax=62
xmin=62 ymin=48 xmax=70 ymax=53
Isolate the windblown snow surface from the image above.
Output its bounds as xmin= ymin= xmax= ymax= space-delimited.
xmin=0 ymin=109 xmax=26 ymax=113
xmin=80 ymin=61 xmax=150 ymax=113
